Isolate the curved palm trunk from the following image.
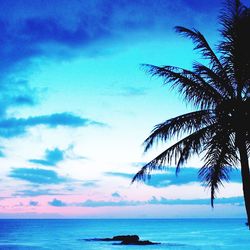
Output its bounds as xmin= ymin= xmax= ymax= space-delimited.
xmin=237 ymin=132 xmax=250 ymax=229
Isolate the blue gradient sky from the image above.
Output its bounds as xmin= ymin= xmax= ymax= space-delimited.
xmin=0 ymin=0 xmax=247 ymax=218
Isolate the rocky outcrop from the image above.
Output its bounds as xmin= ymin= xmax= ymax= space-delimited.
xmin=85 ymin=234 xmax=160 ymax=245
xmin=85 ymin=235 xmax=138 ymax=242
xmin=119 ymin=239 xmax=159 ymax=245
xmin=112 ymin=235 xmax=140 ymax=242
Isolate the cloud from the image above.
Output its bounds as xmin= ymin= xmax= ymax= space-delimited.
xmin=9 ymin=168 xmax=66 ymax=184
xmin=29 ymin=148 xmax=65 ymax=166
xmin=0 ymin=147 xmax=5 ymax=157
xmin=0 ymin=79 xmax=36 ymax=117
xmin=0 ymin=112 xmax=106 ymax=138
xmin=48 ymin=198 xmax=67 ymax=207
xmin=23 ymin=194 xmax=245 ymax=209
xmin=0 ymin=4 xmax=110 ymax=74
xmin=0 ymin=0 xmax=221 ymax=75
xmin=118 ymin=87 xmax=147 ymax=97
xmin=82 ymin=181 xmax=99 ymax=187
xmin=112 ymin=192 xmax=121 ymax=198
xmin=13 ymin=95 xmax=34 ymax=106
xmin=13 ymin=189 xmax=65 ymax=197
xmin=0 ymin=212 xmax=65 ymax=219
xmin=78 ymin=199 xmax=141 ymax=207
xmin=146 ymin=168 xmax=201 ymax=187
xmin=148 ymin=196 xmax=244 ymax=206
xmin=107 ymin=167 xmax=242 ymax=188
xmin=29 ymin=200 xmax=39 ymax=206
xmin=29 ymin=145 xmax=89 ymax=166
xmin=67 ymin=195 xmax=244 ymax=207
xmin=105 ymin=172 xmax=133 ymax=179
xmin=79 ymin=196 xmax=244 ymax=207
xmin=0 ymin=0 xmax=220 ymax=143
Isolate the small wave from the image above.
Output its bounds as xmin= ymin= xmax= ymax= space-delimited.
xmin=164 ymin=243 xmax=187 ymax=247
xmin=0 ymin=244 xmax=45 ymax=250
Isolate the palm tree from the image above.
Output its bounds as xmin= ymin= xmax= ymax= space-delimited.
xmin=132 ymin=0 xmax=250 ymax=228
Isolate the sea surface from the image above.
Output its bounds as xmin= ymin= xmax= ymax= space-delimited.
xmin=0 ymin=219 xmax=249 ymax=250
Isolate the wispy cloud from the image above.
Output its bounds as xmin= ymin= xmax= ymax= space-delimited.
xmin=9 ymin=168 xmax=66 ymax=184
xmin=77 ymin=199 xmax=141 ymax=207
xmin=0 ymin=146 xmax=5 ymax=157
xmin=82 ymin=180 xmax=99 ymax=187
xmin=45 ymin=195 xmax=244 ymax=208
xmin=107 ymin=167 xmax=242 ymax=187
xmin=29 ymin=200 xmax=39 ymax=206
xmin=29 ymin=148 xmax=65 ymax=166
xmin=0 ymin=112 xmax=106 ymax=138
xmin=118 ymin=87 xmax=147 ymax=97
xmin=13 ymin=189 xmax=65 ymax=197
xmin=112 ymin=192 xmax=121 ymax=198
xmin=48 ymin=198 xmax=67 ymax=207
xmin=148 ymin=196 xmax=244 ymax=206
xmin=0 ymin=79 xmax=36 ymax=117
xmin=105 ymin=172 xmax=133 ymax=179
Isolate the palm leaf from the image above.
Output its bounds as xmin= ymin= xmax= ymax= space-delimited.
xmin=132 ymin=125 xmax=214 ymax=183
xmin=175 ymin=26 xmax=235 ymax=97
xmin=144 ymin=110 xmax=214 ymax=152
xmin=193 ymin=62 xmax=235 ymax=98
xmin=199 ymin=129 xmax=238 ymax=206
xmin=143 ymin=64 xmax=223 ymax=109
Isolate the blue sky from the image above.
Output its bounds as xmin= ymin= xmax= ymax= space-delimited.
xmin=0 ymin=0 xmax=247 ymax=218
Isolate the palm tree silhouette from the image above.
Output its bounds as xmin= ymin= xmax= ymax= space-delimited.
xmin=133 ymin=0 xmax=250 ymax=228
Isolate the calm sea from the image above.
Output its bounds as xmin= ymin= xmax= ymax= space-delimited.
xmin=0 ymin=219 xmax=249 ymax=249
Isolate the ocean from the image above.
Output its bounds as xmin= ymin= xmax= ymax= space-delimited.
xmin=0 ymin=219 xmax=249 ymax=249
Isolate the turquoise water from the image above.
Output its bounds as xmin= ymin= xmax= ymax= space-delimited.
xmin=0 ymin=219 xmax=249 ymax=249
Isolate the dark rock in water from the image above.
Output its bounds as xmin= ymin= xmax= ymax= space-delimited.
xmin=84 ymin=234 xmax=160 ymax=245
xmin=85 ymin=235 xmax=139 ymax=242
xmin=112 ymin=235 xmax=139 ymax=242
xmin=119 ymin=239 xmax=159 ymax=245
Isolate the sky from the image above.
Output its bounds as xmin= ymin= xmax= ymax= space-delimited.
xmin=0 ymin=0 xmax=247 ymax=218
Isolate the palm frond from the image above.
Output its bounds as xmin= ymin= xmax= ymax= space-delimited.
xmin=199 ymin=162 xmax=232 ymax=207
xmin=144 ymin=110 xmax=214 ymax=152
xmin=175 ymin=26 xmax=230 ymax=78
xmin=175 ymin=26 xmax=235 ymax=97
xmin=175 ymin=26 xmax=218 ymax=64
xmin=143 ymin=64 xmax=223 ymax=109
xmin=193 ymin=62 xmax=234 ymax=98
xmin=132 ymin=125 xmax=214 ymax=183
xmin=199 ymin=128 xmax=237 ymax=206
